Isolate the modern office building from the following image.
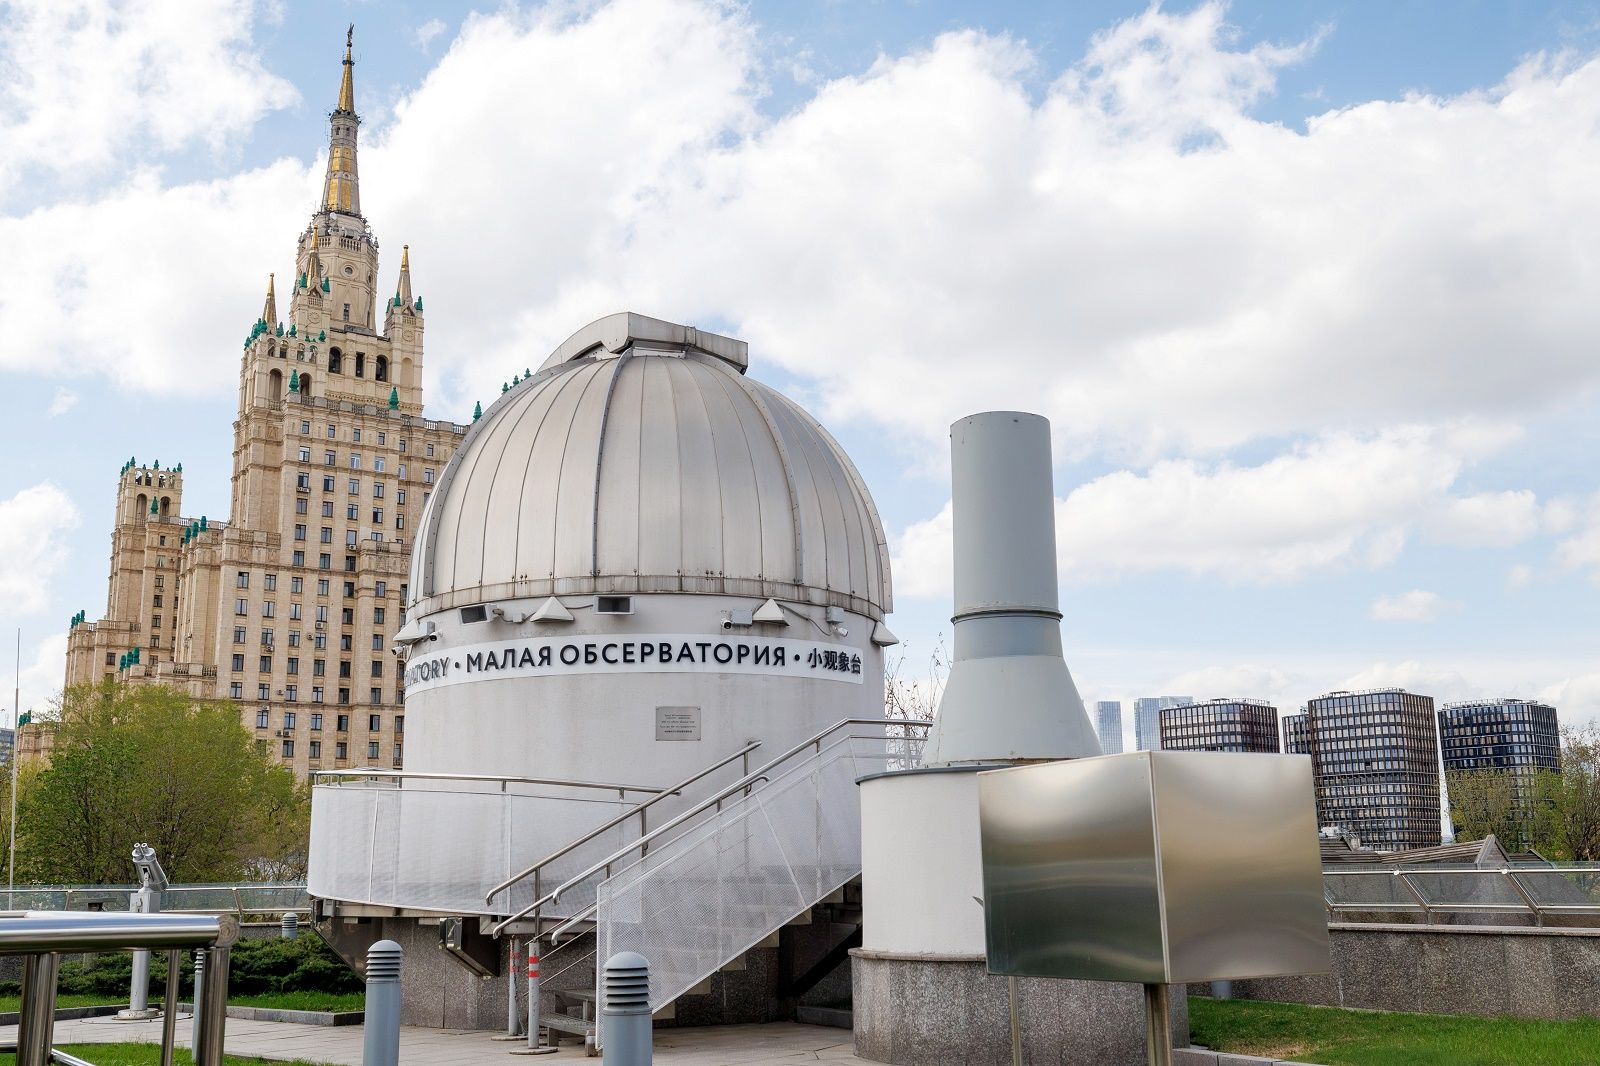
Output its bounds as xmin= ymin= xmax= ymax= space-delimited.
xmin=1437 ymin=699 xmax=1561 ymax=775
xmin=1133 ymin=695 xmax=1193 ymax=750
xmin=1281 ymin=711 xmax=1310 ymax=754
xmin=1095 ymin=700 xmax=1124 ymax=754
xmin=1305 ymin=688 xmax=1442 ymax=851
xmin=0 ymin=728 xmax=14 ymax=767
xmin=1159 ymin=698 xmax=1279 ymax=753
xmin=63 ymin=32 xmax=469 ymax=777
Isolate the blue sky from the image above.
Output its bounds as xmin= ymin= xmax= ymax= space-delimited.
xmin=4 ymin=0 xmax=1600 ymax=746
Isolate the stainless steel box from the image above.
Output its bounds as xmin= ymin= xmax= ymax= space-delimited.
xmin=977 ymin=751 xmax=1329 ymax=984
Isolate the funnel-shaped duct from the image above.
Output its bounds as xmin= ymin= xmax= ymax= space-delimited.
xmin=920 ymin=412 xmax=1102 ymax=767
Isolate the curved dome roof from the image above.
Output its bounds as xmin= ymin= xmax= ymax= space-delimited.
xmin=411 ymin=313 xmax=892 ymax=620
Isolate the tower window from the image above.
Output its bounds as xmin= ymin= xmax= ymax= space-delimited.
xmin=376 ymin=356 xmax=389 ymax=382
xmin=328 ymin=350 xmax=343 ymax=375
xmin=343 ymin=304 xmax=350 ymax=322
xmin=355 ymin=353 xmax=365 ymax=377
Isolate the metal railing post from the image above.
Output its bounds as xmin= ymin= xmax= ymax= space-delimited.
xmin=362 ymin=940 xmax=403 ymax=1066
xmin=17 ymin=951 xmax=60 ymax=1066
xmin=195 ymin=939 xmax=232 ymax=1066
xmin=190 ymin=948 xmax=205 ymax=1058
xmin=512 ymin=940 xmax=557 ymax=1056
xmin=159 ymin=948 xmax=180 ymax=1066
xmin=601 ymin=952 xmax=651 ymax=1065
xmin=1503 ymin=869 xmax=1545 ymax=926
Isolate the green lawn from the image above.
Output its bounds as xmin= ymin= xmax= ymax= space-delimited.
xmin=228 ymin=991 xmax=363 ymax=1013
xmin=1191 ymin=998 xmax=1600 ymax=1066
xmin=0 ymin=991 xmax=362 ymax=1015
xmin=0 ymin=1046 xmax=329 ymax=1066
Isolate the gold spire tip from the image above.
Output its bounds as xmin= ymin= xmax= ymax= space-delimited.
xmin=401 ymin=245 xmax=409 ymax=269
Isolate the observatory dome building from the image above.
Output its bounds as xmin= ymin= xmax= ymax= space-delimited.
xmin=311 ymin=312 xmax=909 ymax=1035
xmin=395 ymin=311 xmax=896 ymax=781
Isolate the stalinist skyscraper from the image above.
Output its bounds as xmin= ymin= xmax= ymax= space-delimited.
xmin=65 ymin=30 xmax=469 ymax=776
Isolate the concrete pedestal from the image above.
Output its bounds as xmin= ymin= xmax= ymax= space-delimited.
xmin=855 ymin=767 xmax=1185 ymax=1064
xmin=852 ymin=950 xmax=1186 ymax=1066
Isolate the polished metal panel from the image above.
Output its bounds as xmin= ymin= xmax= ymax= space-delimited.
xmin=978 ymin=751 xmax=1330 ymax=984
xmin=978 ymin=753 xmax=1164 ymax=982
xmin=412 ymin=313 xmax=891 ymax=619
xmin=1151 ymin=750 xmax=1329 ymax=983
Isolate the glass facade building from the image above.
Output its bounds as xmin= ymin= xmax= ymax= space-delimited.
xmin=1437 ymin=699 xmax=1560 ymax=775
xmin=1159 ymin=698 xmax=1279 ymax=753
xmin=1438 ymin=698 xmax=1560 ymax=834
xmin=1281 ymin=711 xmax=1310 ymax=755
xmin=1305 ymin=688 xmax=1442 ymax=851
xmin=1134 ymin=695 xmax=1192 ymax=751
xmin=1095 ymin=701 xmax=1124 ymax=755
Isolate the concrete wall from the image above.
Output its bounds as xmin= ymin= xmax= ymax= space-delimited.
xmin=853 ymin=951 xmax=1188 ymax=1066
xmin=1199 ymin=923 xmax=1600 ymax=1021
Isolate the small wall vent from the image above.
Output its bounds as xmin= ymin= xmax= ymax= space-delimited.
xmin=459 ymin=605 xmax=488 ymax=624
xmin=596 ymin=595 xmax=634 ymax=615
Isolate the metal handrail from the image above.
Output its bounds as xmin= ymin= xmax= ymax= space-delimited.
xmin=484 ymin=740 xmax=763 ymax=905
xmin=0 ymin=912 xmax=237 ymax=1066
xmin=310 ymin=767 xmax=664 ymax=795
xmin=491 ymin=717 xmax=929 ymax=936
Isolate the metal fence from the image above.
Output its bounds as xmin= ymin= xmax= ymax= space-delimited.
xmin=0 ymin=884 xmax=310 ymax=922
xmin=1324 ymin=864 xmax=1600 ymax=925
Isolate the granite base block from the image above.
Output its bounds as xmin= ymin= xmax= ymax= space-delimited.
xmin=852 ymin=950 xmax=1189 ymax=1066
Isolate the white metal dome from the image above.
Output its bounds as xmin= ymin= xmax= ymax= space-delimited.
xmin=411 ymin=313 xmax=893 ymax=620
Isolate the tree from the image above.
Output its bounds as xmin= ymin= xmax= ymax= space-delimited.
xmin=1445 ymin=769 xmax=1525 ymax=847
xmin=1532 ymin=727 xmax=1600 ymax=861
xmin=16 ymin=681 xmax=310 ymax=884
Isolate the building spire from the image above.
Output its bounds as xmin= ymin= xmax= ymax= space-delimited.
xmin=338 ymin=24 xmax=355 ymax=114
xmin=397 ymin=245 xmax=413 ymax=308
xmin=262 ymin=273 xmax=277 ymax=324
xmin=321 ymin=25 xmax=362 ymax=216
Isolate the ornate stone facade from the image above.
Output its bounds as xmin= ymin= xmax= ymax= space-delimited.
xmin=65 ymin=31 xmax=468 ymax=777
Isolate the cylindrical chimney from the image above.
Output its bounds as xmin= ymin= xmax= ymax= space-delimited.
xmin=920 ymin=412 xmax=1101 ymax=767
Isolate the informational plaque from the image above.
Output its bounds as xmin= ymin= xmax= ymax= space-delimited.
xmin=655 ymin=706 xmax=702 ymax=741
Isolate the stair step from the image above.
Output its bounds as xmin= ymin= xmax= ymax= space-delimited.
xmin=796 ymin=1004 xmax=852 ymax=1029
xmin=541 ymin=1012 xmax=593 ymax=1037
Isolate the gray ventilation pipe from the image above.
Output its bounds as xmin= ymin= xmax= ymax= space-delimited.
xmin=920 ymin=411 xmax=1102 ymax=767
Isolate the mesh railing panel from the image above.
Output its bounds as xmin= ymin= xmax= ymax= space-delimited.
xmin=596 ymin=733 xmax=921 ymax=1017
xmin=308 ymin=782 xmax=633 ymax=915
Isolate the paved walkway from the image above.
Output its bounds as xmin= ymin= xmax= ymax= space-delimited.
xmin=0 ymin=1015 xmax=870 ymax=1065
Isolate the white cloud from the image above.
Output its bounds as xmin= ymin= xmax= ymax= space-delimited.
xmin=1506 ymin=563 xmax=1534 ymax=590
xmin=10 ymin=0 xmax=1600 ymax=468
xmin=0 ymin=484 xmax=81 ymax=616
xmin=1540 ymin=673 xmax=1600 ymax=729
xmin=893 ymin=423 xmax=1524 ymax=594
xmin=46 ymin=388 xmax=78 ymax=417
xmin=0 ymin=0 xmax=296 ymax=199
xmin=1424 ymin=490 xmax=1542 ymax=548
xmin=1162 ymin=663 xmax=1298 ymax=707
xmin=413 ymin=18 xmax=447 ymax=52
xmin=1336 ymin=660 xmax=1480 ymax=704
xmin=1370 ymin=589 xmax=1459 ymax=622
xmin=0 ymin=162 xmax=317 ymax=392
xmin=14 ymin=634 xmax=68 ymax=720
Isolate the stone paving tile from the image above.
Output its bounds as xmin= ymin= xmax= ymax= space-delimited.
xmin=0 ymin=1016 xmax=876 ymax=1065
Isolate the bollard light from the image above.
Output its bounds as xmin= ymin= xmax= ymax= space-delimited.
xmin=601 ymin=952 xmax=651 ymax=1065
xmin=363 ymin=940 xmax=403 ymax=1066
xmin=281 ymin=912 xmax=299 ymax=940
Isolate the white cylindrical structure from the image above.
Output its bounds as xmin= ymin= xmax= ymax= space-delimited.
xmin=921 ymin=412 xmax=1100 ymax=766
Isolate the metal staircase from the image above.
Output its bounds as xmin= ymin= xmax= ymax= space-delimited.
xmin=488 ymin=718 xmax=928 ymax=1051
